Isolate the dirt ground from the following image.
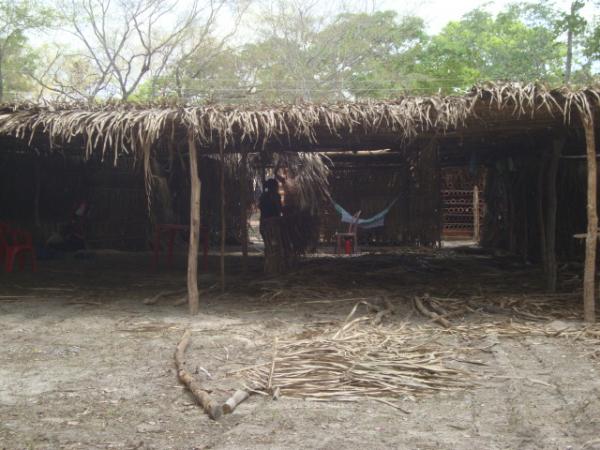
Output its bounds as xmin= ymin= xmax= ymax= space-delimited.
xmin=1 ymin=247 xmax=600 ymax=450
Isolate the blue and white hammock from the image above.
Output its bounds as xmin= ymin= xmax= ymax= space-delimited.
xmin=332 ymin=197 xmax=399 ymax=230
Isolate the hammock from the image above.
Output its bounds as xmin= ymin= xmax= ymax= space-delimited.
xmin=332 ymin=197 xmax=399 ymax=229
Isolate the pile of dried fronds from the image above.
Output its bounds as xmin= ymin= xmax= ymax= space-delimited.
xmin=274 ymin=152 xmax=331 ymax=214
xmin=248 ymin=151 xmax=331 ymax=214
xmin=235 ymin=303 xmax=478 ymax=405
xmin=411 ymin=293 xmax=600 ymax=342
xmin=439 ymin=321 xmax=600 ymax=341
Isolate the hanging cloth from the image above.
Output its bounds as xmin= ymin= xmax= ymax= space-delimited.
xmin=332 ymin=197 xmax=399 ymax=229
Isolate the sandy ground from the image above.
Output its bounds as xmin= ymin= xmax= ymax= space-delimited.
xmin=1 ymin=248 xmax=600 ymax=450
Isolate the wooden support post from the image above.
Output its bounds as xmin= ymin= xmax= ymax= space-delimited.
xmin=522 ymin=186 xmax=529 ymax=262
xmin=219 ymin=138 xmax=226 ymax=293
xmin=240 ymin=150 xmax=249 ymax=274
xmin=508 ymin=181 xmax=516 ymax=254
xmin=545 ymin=138 xmax=563 ymax=292
xmin=537 ymin=155 xmax=548 ymax=268
xmin=187 ymin=135 xmax=201 ymax=315
xmin=582 ymin=112 xmax=597 ymax=323
xmin=33 ymin=156 xmax=41 ymax=228
xmin=473 ymin=185 xmax=480 ymax=242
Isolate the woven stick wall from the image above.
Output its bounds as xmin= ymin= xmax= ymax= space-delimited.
xmin=321 ymin=146 xmax=442 ymax=247
xmin=407 ymin=140 xmax=442 ymax=246
xmin=320 ymin=164 xmax=409 ymax=244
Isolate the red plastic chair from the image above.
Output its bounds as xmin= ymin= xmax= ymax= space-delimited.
xmin=153 ymin=224 xmax=209 ymax=270
xmin=1 ymin=227 xmax=37 ymax=273
xmin=335 ymin=211 xmax=361 ymax=255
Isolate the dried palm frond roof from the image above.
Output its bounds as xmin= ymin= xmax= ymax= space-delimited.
xmin=0 ymin=83 xmax=598 ymax=161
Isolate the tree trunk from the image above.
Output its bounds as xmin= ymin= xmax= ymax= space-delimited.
xmin=187 ymin=135 xmax=201 ymax=315
xmin=545 ymin=138 xmax=563 ymax=292
xmin=565 ymin=28 xmax=573 ymax=84
xmin=240 ymin=150 xmax=249 ymax=273
xmin=0 ymin=49 xmax=4 ymax=102
xmin=582 ymin=112 xmax=597 ymax=323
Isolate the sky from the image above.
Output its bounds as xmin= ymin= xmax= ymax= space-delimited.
xmin=18 ymin=0 xmax=599 ymax=99
xmin=30 ymin=0 xmax=600 ymax=47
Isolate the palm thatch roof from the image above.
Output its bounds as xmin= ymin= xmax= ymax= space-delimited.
xmin=0 ymin=83 xmax=598 ymax=161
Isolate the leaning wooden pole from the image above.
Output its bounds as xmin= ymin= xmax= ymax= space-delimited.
xmin=582 ymin=111 xmax=597 ymax=323
xmin=219 ymin=137 xmax=226 ymax=293
xmin=240 ymin=150 xmax=249 ymax=274
xmin=187 ymin=134 xmax=201 ymax=315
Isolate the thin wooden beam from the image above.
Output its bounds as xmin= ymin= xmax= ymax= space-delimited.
xmin=220 ymin=137 xmax=226 ymax=293
xmin=240 ymin=150 xmax=249 ymax=274
xmin=187 ymin=134 xmax=201 ymax=315
xmin=473 ymin=185 xmax=480 ymax=242
xmin=582 ymin=112 xmax=597 ymax=323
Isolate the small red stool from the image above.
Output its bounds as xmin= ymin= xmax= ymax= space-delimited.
xmin=153 ymin=224 xmax=208 ymax=270
xmin=1 ymin=226 xmax=37 ymax=273
xmin=344 ymin=237 xmax=353 ymax=255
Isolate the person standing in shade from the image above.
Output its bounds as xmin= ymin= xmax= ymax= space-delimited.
xmin=258 ymin=178 xmax=282 ymax=242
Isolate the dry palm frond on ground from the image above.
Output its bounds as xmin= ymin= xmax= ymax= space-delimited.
xmin=234 ymin=305 xmax=480 ymax=404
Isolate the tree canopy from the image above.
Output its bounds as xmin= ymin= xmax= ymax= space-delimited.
xmin=5 ymin=0 xmax=600 ymax=103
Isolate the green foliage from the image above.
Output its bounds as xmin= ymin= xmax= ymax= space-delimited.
xmin=11 ymin=0 xmax=600 ymax=102
xmin=418 ymin=4 xmax=565 ymax=93
xmin=0 ymin=0 xmax=56 ymax=100
xmin=317 ymin=12 xmax=428 ymax=98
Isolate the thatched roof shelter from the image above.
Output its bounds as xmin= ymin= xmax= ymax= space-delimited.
xmin=0 ymin=83 xmax=598 ymax=160
xmin=0 ymin=82 xmax=599 ymax=320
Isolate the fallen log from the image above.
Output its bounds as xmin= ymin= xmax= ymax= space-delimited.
xmin=175 ymin=330 xmax=222 ymax=420
xmin=413 ymin=296 xmax=451 ymax=328
xmin=222 ymin=390 xmax=250 ymax=415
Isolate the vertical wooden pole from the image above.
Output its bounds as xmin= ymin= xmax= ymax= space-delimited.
xmin=33 ymin=156 xmax=41 ymax=228
xmin=522 ymin=190 xmax=529 ymax=262
xmin=545 ymin=138 xmax=562 ymax=292
xmin=537 ymin=156 xmax=548 ymax=268
xmin=220 ymin=138 xmax=226 ymax=293
xmin=508 ymin=182 xmax=516 ymax=254
xmin=582 ymin=112 xmax=597 ymax=323
xmin=187 ymin=135 xmax=200 ymax=315
xmin=240 ymin=150 xmax=249 ymax=274
xmin=473 ymin=185 xmax=480 ymax=242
